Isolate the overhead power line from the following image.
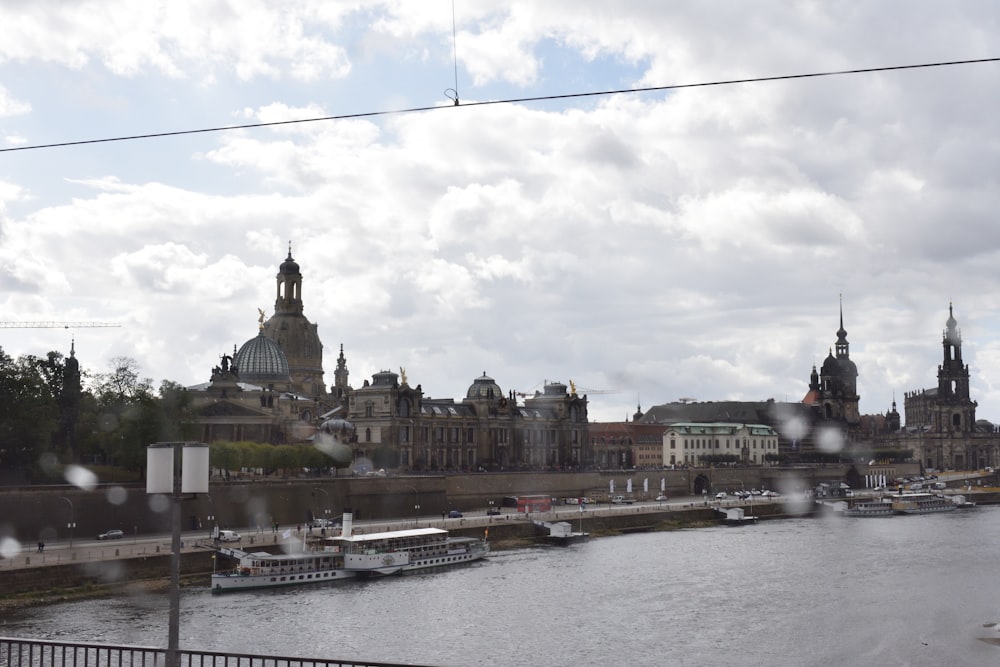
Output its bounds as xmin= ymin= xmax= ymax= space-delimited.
xmin=1 ymin=57 xmax=997 ymax=154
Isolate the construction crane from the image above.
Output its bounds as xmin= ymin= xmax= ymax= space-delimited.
xmin=515 ymin=380 xmax=621 ymax=398
xmin=570 ymin=380 xmax=620 ymax=396
xmin=0 ymin=322 xmax=121 ymax=329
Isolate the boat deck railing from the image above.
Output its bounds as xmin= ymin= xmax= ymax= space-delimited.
xmin=0 ymin=636 xmax=441 ymax=667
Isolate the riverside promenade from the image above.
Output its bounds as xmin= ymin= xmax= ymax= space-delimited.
xmin=0 ymin=496 xmax=786 ymax=591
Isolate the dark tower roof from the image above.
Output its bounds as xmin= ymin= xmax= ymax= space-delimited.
xmin=945 ymin=301 xmax=961 ymax=345
xmin=467 ymin=372 xmax=502 ymax=400
xmin=279 ymin=242 xmax=300 ymax=275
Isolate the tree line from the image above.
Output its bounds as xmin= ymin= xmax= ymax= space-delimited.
xmin=0 ymin=347 xmax=197 ymax=481
xmin=0 ymin=346 xmax=352 ymax=484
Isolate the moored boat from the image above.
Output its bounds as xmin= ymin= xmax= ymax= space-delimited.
xmin=211 ymin=546 xmax=355 ymax=593
xmin=212 ymin=510 xmax=488 ymax=592
xmin=336 ymin=511 xmax=489 ymax=576
xmin=950 ymin=494 xmax=977 ymax=509
xmin=890 ymin=492 xmax=957 ymax=515
xmin=533 ymin=520 xmax=589 ymax=545
xmin=843 ymin=499 xmax=895 ymax=517
xmin=716 ymin=507 xmax=757 ymax=526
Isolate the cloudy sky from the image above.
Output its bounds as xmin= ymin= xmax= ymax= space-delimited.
xmin=1 ymin=1 xmax=999 ymax=423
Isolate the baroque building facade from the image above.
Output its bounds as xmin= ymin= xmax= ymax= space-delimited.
xmin=188 ymin=246 xmax=330 ymax=445
xmin=595 ymin=303 xmax=873 ymax=466
xmin=891 ymin=304 xmax=1000 ymax=470
xmin=345 ymin=372 xmax=590 ymax=472
xmin=261 ymin=245 xmax=327 ymax=399
xmin=188 ymin=246 xmax=591 ymax=470
xmin=663 ymin=422 xmax=779 ymax=467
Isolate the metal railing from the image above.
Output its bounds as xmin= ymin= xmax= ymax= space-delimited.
xmin=0 ymin=637 xmax=438 ymax=667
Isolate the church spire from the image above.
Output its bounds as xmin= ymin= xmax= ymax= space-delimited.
xmin=835 ymin=294 xmax=849 ymax=359
xmin=275 ymin=242 xmax=303 ymax=316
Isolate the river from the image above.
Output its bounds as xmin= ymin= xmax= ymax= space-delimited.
xmin=3 ymin=506 xmax=1000 ymax=666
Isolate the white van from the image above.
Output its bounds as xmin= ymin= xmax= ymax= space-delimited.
xmin=218 ymin=530 xmax=241 ymax=542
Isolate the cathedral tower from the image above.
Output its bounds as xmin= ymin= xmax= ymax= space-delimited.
xmin=816 ymin=299 xmax=860 ymax=425
xmin=262 ymin=243 xmax=326 ymax=397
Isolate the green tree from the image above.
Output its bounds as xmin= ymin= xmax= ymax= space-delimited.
xmin=0 ymin=348 xmax=60 ymax=474
xmin=157 ymin=380 xmax=198 ymax=442
xmin=90 ymin=357 xmax=154 ymax=470
xmin=272 ymin=444 xmax=301 ymax=476
xmin=210 ymin=441 xmax=240 ymax=477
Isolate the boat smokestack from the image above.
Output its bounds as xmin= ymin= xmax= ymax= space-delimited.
xmin=341 ymin=509 xmax=353 ymax=538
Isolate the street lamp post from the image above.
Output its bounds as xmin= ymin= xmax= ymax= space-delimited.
xmin=406 ymin=485 xmax=420 ymax=524
xmin=312 ymin=487 xmax=330 ymax=532
xmin=60 ymin=496 xmax=75 ymax=548
xmin=147 ymin=442 xmax=209 ymax=667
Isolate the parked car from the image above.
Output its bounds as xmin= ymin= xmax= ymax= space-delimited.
xmin=448 ymin=510 xmax=463 ymax=518
xmin=715 ymin=492 xmax=727 ymax=499
xmin=655 ymin=494 xmax=669 ymax=502
xmin=486 ymin=507 xmax=501 ymax=515
xmin=97 ymin=529 xmax=123 ymax=540
xmin=311 ymin=518 xmax=336 ymax=528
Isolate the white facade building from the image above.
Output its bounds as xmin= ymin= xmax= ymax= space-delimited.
xmin=662 ymin=423 xmax=779 ymax=466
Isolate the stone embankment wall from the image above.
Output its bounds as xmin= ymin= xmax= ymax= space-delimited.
xmin=0 ymin=503 xmax=745 ymax=598
xmin=0 ymin=550 xmax=216 ymax=598
xmin=0 ymin=467 xmax=843 ymax=544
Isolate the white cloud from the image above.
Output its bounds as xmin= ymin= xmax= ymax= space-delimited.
xmin=1 ymin=2 xmax=1000 ymax=424
xmin=0 ymin=84 xmax=30 ymax=117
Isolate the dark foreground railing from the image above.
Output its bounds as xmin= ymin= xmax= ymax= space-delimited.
xmin=0 ymin=637 xmax=439 ymax=667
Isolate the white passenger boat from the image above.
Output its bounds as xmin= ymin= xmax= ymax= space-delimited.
xmin=211 ymin=510 xmax=488 ymax=592
xmin=843 ymin=499 xmax=895 ymax=517
xmin=211 ymin=545 xmax=355 ymax=593
xmin=890 ymin=492 xmax=957 ymax=515
xmin=336 ymin=511 xmax=489 ymax=576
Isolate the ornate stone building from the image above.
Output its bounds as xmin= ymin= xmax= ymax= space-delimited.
xmin=663 ymin=422 xmax=779 ymax=467
xmin=187 ymin=245 xmax=590 ymax=467
xmin=261 ymin=244 xmax=327 ymax=399
xmin=188 ymin=247 xmax=328 ymax=445
xmin=607 ymin=303 xmax=866 ymax=463
xmin=588 ymin=416 xmax=671 ymax=469
xmin=190 ymin=328 xmax=320 ymax=444
xmin=802 ymin=302 xmax=861 ymax=428
xmin=345 ymin=372 xmax=590 ymax=472
xmin=892 ymin=304 xmax=999 ymax=470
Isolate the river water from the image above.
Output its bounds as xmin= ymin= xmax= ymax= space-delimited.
xmin=4 ymin=506 xmax=1000 ymax=667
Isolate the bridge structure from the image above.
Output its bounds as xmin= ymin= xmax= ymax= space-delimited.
xmin=0 ymin=636 xmax=442 ymax=667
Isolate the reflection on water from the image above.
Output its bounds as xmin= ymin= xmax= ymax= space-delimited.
xmin=4 ymin=508 xmax=1000 ymax=666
